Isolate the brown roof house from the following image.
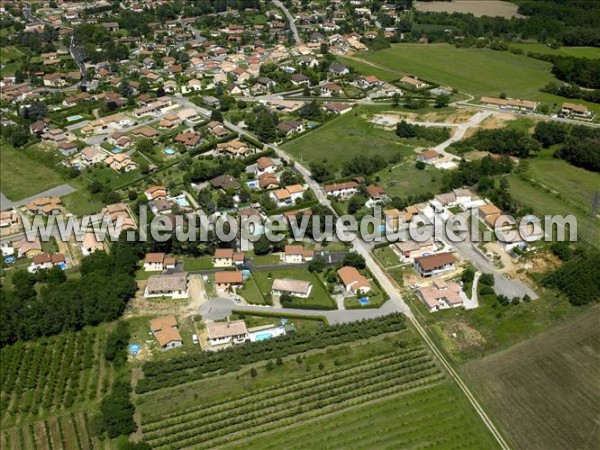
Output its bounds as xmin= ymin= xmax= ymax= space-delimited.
xmin=150 ymin=315 xmax=183 ymax=350
xmin=417 ymin=280 xmax=466 ymax=313
xmin=144 ymin=273 xmax=189 ymax=298
xmin=207 ymin=320 xmax=249 ymax=346
xmin=215 ymin=271 xmax=244 ymax=291
xmin=413 ymin=253 xmax=456 ymax=278
xmin=26 ymin=197 xmax=62 ymax=216
xmin=271 ymin=278 xmax=313 ymax=298
xmin=281 ymin=245 xmax=314 ymax=264
xmin=337 ymin=266 xmax=371 ymax=295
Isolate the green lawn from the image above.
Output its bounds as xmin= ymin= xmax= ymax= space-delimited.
xmin=0 ymin=45 xmax=23 ymax=62
xmin=252 ymin=268 xmax=335 ymax=309
xmin=238 ymin=276 xmax=269 ymax=305
xmin=81 ymin=164 xmax=142 ymax=190
xmin=182 ymin=256 xmax=213 ymax=271
xmin=282 ymin=105 xmax=416 ymax=176
xmin=372 ymin=245 xmax=400 ymax=268
xmin=61 ymin=189 xmax=105 ymax=216
xmin=337 ymin=56 xmax=401 ymax=82
xmin=508 ymin=43 xmax=600 ymax=59
xmin=357 ymin=44 xmax=600 ymax=112
xmin=0 ymin=143 xmax=66 ymax=200
xmin=376 ymin=161 xmax=443 ymax=199
xmin=252 ymin=253 xmax=281 ymax=266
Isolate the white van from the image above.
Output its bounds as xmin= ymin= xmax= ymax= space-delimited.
xmin=192 ymin=334 xmax=199 ymax=345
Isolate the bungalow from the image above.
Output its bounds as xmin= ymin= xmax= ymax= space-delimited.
xmin=57 ymin=140 xmax=78 ymax=156
xmin=321 ymin=82 xmax=343 ymax=96
xmin=207 ymin=320 xmax=249 ymax=346
xmin=177 ymin=108 xmax=201 ymax=123
xmin=271 ymin=278 xmax=313 ymax=298
xmin=277 ymin=120 xmax=304 ymax=136
xmin=29 ymin=253 xmax=66 ymax=273
xmin=13 ymin=238 xmax=43 ymax=258
xmin=478 ymin=203 xmax=503 ymax=228
xmin=215 ymin=271 xmax=244 ymax=291
xmin=337 ymin=266 xmax=371 ymax=295
xmin=479 ymin=96 xmax=537 ymax=112
xmin=131 ymin=126 xmax=159 ymax=138
xmin=324 ymin=181 xmax=358 ymax=199
xmin=366 ymin=185 xmax=385 ymax=202
xmin=324 ymin=102 xmax=352 ymax=115
xmin=255 ymin=156 xmax=279 ymax=175
xmin=400 ymin=76 xmax=428 ymax=89
xmin=417 ymin=280 xmax=465 ymax=313
xmin=187 ymin=79 xmax=203 ymax=91
xmin=358 ymin=75 xmax=381 ymax=88
xmin=43 ymin=73 xmax=66 ymax=87
xmin=30 ymin=120 xmax=48 ymax=135
xmin=207 ymin=121 xmax=230 ymax=138
xmin=80 ymin=146 xmax=107 ymax=165
xmin=216 ymin=139 xmax=251 ymax=158
xmin=281 ymin=245 xmax=314 ymax=263
xmin=291 ymin=73 xmax=310 ymax=86
xmin=26 ymin=197 xmax=62 ymax=216
xmin=418 ymin=150 xmax=440 ymax=163
xmin=145 ymin=185 xmax=168 ymax=201
xmin=144 ymin=252 xmax=167 ymax=271
xmin=101 ymin=22 xmax=120 ymax=32
xmin=394 ymin=237 xmax=436 ymax=260
xmin=414 ymin=252 xmax=456 ymax=278
xmin=105 ymin=153 xmax=137 ymax=172
xmin=81 ymin=232 xmax=104 ymax=256
xmin=328 ymin=62 xmax=349 ymax=76
xmin=258 ymin=172 xmax=280 ymax=190
xmin=174 ymin=131 xmax=202 ymax=148
xmin=561 ymin=102 xmax=592 ymax=118
xmin=210 ymin=174 xmax=241 ymax=190
xmin=150 ymin=315 xmax=183 ymax=350
xmin=145 ymin=273 xmax=189 ymax=298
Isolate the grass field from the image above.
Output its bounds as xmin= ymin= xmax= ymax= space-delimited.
xmin=356 ymin=44 xmax=600 ymax=112
xmin=0 ymin=46 xmax=23 ymax=63
xmin=252 ymin=268 xmax=335 ymax=309
xmin=282 ymin=105 xmax=415 ymax=175
xmin=509 ymin=42 xmax=600 ymax=59
xmin=377 ymin=161 xmax=443 ymax=199
xmin=0 ymin=143 xmax=66 ymax=200
xmin=463 ymin=309 xmax=600 ymax=449
xmin=337 ymin=56 xmax=399 ymax=81
xmin=137 ymin=333 xmax=499 ymax=449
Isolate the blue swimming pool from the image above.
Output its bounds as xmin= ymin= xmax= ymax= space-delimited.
xmin=66 ymin=114 xmax=84 ymax=122
xmin=175 ymin=197 xmax=190 ymax=207
xmin=359 ymin=297 xmax=370 ymax=306
xmin=4 ymin=256 xmax=15 ymax=265
xmin=164 ymin=148 xmax=175 ymax=155
xmin=112 ymin=147 xmax=122 ymax=153
xmin=58 ymin=262 xmax=67 ymax=270
xmin=255 ymin=333 xmax=273 ymax=341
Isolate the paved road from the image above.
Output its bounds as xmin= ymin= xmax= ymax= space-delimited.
xmin=433 ymin=111 xmax=491 ymax=160
xmin=273 ymin=0 xmax=302 ymax=45
xmin=0 ymin=184 xmax=76 ymax=209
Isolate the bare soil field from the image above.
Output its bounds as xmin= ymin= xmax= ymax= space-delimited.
xmin=463 ymin=309 xmax=600 ymax=449
xmin=415 ymin=1 xmax=523 ymax=18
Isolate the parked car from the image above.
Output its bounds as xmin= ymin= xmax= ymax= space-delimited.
xmin=192 ymin=334 xmax=199 ymax=344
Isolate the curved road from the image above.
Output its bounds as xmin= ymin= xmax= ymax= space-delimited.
xmin=273 ymin=0 xmax=302 ymax=45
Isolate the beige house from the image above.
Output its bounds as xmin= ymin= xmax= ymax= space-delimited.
xmin=271 ymin=278 xmax=313 ymax=298
xmin=207 ymin=320 xmax=249 ymax=346
xmin=150 ymin=315 xmax=183 ymax=350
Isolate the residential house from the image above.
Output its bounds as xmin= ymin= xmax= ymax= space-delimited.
xmin=271 ymin=278 xmax=313 ymax=298
xmin=366 ymin=185 xmax=385 ymax=203
xmin=478 ymin=203 xmax=503 ymax=228
xmin=337 ymin=266 xmax=371 ymax=295
xmin=210 ymin=174 xmax=241 ymax=190
xmin=414 ymin=253 xmax=456 ymax=278
xmin=277 ymin=120 xmax=304 ymax=136
xmin=358 ymin=75 xmax=381 ymax=88
xmin=0 ymin=210 xmax=20 ymax=228
xmin=216 ymin=139 xmax=251 ymax=158
xmin=418 ymin=150 xmax=440 ymax=163
xmin=144 ymin=252 xmax=167 ymax=271
xmin=271 ymin=184 xmax=306 ymax=206
xmin=324 ymin=181 xmax=358 ymax=199
xmin=105 ymin=153 xmax=137 ymax=172
xmin=58 ymin=140 xmax=78 ymax=156
xmin=328 ymin=62 xmax=349 ymax=76
xmin=258 ymin=172 xmax=280 ymax=190
xmin=325 ymin=102 xmax=352 ymax=115
xmin=29 ymin=253 xmax=65 ymax=273
xmin=150 ymin=315 xmax=183 ymax=350
xmin=81 ymin=232 xmax=104 ymax=256
xmin=207 ymin=320 xmax=249 ymax=346
xmin=174 ymin=131 xmax=202 ymax=148
xmin=281 ymin=245 xmax=314 ymax=263
xmin=400 ymin=76 xmax=428 ymax=89
xmin=255 ymin=156 xmax=279 ymax=175
xmin=145 ymin=185 xmax=168 ymax=201
xmin=26 ymin=197 xmax=62 ymax=216
xmin=215 ymin=271 xmax=244 ymax=291
xmin=13 ymin=238 xmax=43 ymax=258
xmin=561 ymin=102 xmax=592 ymax=118
xmin=213 ymin=248 xmax=235 ymax=267
xmin=290 ymin=73 xmax=310 ymax=86
xmin=479 ymin=96 xmax=537 ymax=112
xmin=144 ymin=273 xmax=189 ymax=298
xmin=394 ymin=237 xmax=436 ymax=260
xmin=417 ymin=280 xmax=465 ymax=312
xmin=321 ymin=82 xmax=343 ymax=96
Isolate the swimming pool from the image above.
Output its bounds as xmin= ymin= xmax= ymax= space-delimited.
xmin=255 ymin=333 xmax=273 ymax=341
xmin=164 ymin=148 xmax=175 ymax=155
xmin=112 ymin=147 xmax=122 ymax=153
xmin=66 ymin=115 xmax=84 ymax=122
xmin=249 ymin=325 xmax=286 ymax=342
xmin=58 ymin=262 xmax=67 ymax=270
xmin=247 ymin=180 xmax=259 ymax=189
xmin=175 ymin=196 xmax=190 ymax=207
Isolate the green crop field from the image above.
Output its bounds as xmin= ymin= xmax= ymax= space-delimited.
xmin=464 ymin=309 xmax=600 ymax=449
xmin=0 ymin=143 xmax=66 ymax=200
xmin=282 ymin=106 xmax=415 ymax=175
xmin=138 ymin=334 xmax=499 ymax=449
xmin=355 ymin=44 xmax=599 ymax=112
xmin=508 ymin=43 xmax=600 ymax=59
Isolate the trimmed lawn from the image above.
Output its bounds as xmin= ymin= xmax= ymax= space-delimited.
xmin=61 ymin=189 xmax=105 ymax=216
xmin=0 ymin=143 xmax=66 ymax=200
xmin=238 ymin=276 xmax=268 ymax=305
xmin=252 ymin=268 xmax=335 ymax=309
xmin=80 ymin=164 xmax=142 ymax=190
xmin=376 ymin=161 xmax=443 ymax=199
xmin=387 ymin=265 xmax=414 ymax=288
xmin=0 ymin=46 xmax=23 ymax=62
xmin=282 ymin=105 xmax=415 ymax=176
xmin=344 ymin=282 xmax=386 ymax=309
xmin=358 ymin=44 xmax=600 ymax=112
xmin=252 ymin=253 xmax=281 ymax=266
xmin=337 ymin=56 xmax=400 ymax=82
xmin=182 ymin=256 xmax=213 ymax=271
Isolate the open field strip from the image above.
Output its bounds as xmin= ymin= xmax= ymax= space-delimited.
xmin=141 ymin=348 xmax=445 ymax=448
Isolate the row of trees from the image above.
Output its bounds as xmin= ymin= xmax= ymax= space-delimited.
xmin=395 ymin=120 xmax=451 ymax=144
xmin=451 ymin=128 xmax=540 ymax=158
